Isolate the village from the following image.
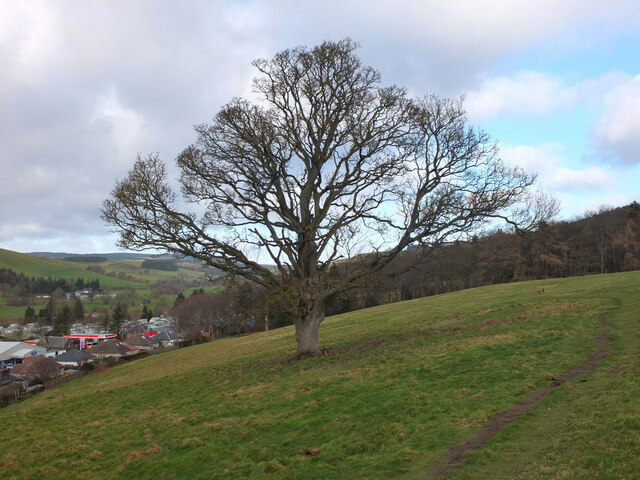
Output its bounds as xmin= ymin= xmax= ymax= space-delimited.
xmin=0 ymin=315 xmax=200 ymax=405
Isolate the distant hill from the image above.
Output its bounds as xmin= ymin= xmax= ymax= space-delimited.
xmin=29 ymin=252 xmax=169 ymax=260
xmin=0 ymin=248 xmax=210 ymax=289
xmin=0 ymin=248 xmax=143 ymax=288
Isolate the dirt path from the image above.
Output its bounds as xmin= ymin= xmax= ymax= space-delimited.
xmin=428 ymin=330 xmax=611 ymax=479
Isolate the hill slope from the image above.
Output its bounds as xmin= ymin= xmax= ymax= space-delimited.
xmin=29 ymin=251 xmax=156 ymax=260
xmin=2 ymin=272 xmax=639 ymax=479
xmin=0 ymin=248 xmax=140 ymax=288
xmin=0 ymin=248 xmax=206 ymax=288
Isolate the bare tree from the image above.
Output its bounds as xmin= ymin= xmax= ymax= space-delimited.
xmin=103 ymin=39 xmax=557 ymax=356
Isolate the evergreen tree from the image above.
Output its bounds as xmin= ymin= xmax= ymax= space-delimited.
xmin=43 ymin=298 xmax=56 ymax=325
xmin=101 ymin=311 xmax=110 ymax=333
xmin=174 ymin=292 xmax=185 ymax=307
xmin=73 ymin=298 xmax=85 ymax=321
xmin=52 ymin=304 xmax=72 ymax=336
xmin=141 ymin=304 xmax=152 ymax=321
xmin=24 ymin=305 xmax=35 ymax=321
xmin=108 ymin=302 xmax=129 ymax=339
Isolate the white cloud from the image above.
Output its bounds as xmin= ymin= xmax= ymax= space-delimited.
xmin=593 ymin=75 xmax=640 ymax=164
xmin=549 ymin=166 xmax=616 ymax=189
xmin=501 ymin=143 xmax=627 ymax=219
xmin=260 ymin=0 xmax=640 ymax=94
xmin=501 ymin=143 xmax=616 ymax=191
xmin=0 ymin=1 xmax=639 ymax=252
xmin=465 ymin=70 xmax=631 ymax=120
xmin=89 ymin=86 xmax=147 ymax=161
xmin=501 ymin=143 xmax=564 ymax=174
xmin=466 ymin=72 xmax=578 ymax=119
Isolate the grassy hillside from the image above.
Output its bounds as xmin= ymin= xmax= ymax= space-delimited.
xmin=1 ymin=272 xmax=639 ymax=479
xmin=0 ymin=249 xmax=213 ymax=322
xmin=97 ymin=259 xmax=206 ymax=283
xmin=0 ymin=248 xmax=141 ymax=288
xmin=0 ymin=248 xmax=207 ymax=286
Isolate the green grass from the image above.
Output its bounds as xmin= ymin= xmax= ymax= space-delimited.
xmin=1 ymin=272 xmax=639 ymax=479
xmin=0 ymin=248 xmax=141 ymax=288
xmin=0 ymin=298 xmax=29 ymax=322
xmin=184 ymin=286 xmax=223 ymax=295
xmin=0 ymin=249 xmax=214 ymax=321
xmin=0 ymin=249 xmax=207 ymax=287
xmin=96 ymin=259 xmax=206 ymax=283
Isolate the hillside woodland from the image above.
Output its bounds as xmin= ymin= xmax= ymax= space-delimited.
xmin=330 ymin=202 xmax=640 ymax=312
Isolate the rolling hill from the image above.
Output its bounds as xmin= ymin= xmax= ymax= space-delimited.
xmin=1 ymin=271 xmax=639 ymax=478
xmin=29 ymin=252 xmax=157 ymax=260
xmin=0 ymin=248 xmax=210 ymax=287
xmin=0 ymin=248 xmax=142 ymax=288
xmin=0 ymin=248 xmax=215 ymax=323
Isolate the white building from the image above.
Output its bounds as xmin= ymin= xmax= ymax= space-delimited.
xmin=0 ymin=342 xmax=47 ymax=369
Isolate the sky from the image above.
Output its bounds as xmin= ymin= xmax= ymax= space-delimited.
xmin=1 ymin=0 xmax=639 ymax=254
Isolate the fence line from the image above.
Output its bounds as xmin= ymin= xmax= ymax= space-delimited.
xmin=44 ymin=371 xmax=87 ymax=389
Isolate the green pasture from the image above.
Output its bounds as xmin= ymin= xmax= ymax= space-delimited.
xmin=0 ymin=249 xmax=141 ymax=288
xmin=0 ymin=249 xmax=216 ymax=321
xmin=94 ymin=259 xmax=206 ymax=284
xmin=1 ymin=272 xmax=639 ymax=479
xmin=0 ymin=298 xmax=29 ymax=324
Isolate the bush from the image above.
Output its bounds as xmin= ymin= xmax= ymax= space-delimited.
xmin=0 ymin=382 xmax=24 ymax=403
xmin=79 ymin=362 xmax=96 ymax=372
xmin=98 ymin=357 xmax=117 ymax=369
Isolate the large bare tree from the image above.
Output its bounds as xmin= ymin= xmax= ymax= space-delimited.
xmin=103 ymin=39 xmax=557 ymax=356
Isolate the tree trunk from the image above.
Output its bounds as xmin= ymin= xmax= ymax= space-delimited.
xmin=294 ymin=307 xmax=324 ymax=356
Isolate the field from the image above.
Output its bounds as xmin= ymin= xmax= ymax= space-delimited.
xmin=0 ymin=248 xmax=140 ymax=288
xmin=1 ymin=271 xmax=639 ymax=479
xmin=0 ymin=248 xmax=206 ymax=286
xmin=0 ymin=249 xmax=212 ymax=322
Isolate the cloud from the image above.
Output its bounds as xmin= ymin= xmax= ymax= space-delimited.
xmin=500 ymin=143 xmax=626 ymax=219
xmin=549 ymin=166 xmax=616 ymax=189
xmin=500 ymin=144 xmax=564 ymax=175
xmin=0 ymin=1 xmax=267 ymax=252
xmin=259 ymin=0 xmax=640 ymax=94
xmin=0 ymin=1 xmax=639 ymax=252
xmin=465 ymin=70 xmax=631 ymax=120
xmin=465 ymin=72 xmax=578 ymax=119
xmin=88 ymin=86 xmax=147 ymax=161
xmin=501 ymin=143 xmax=616 ymax=191
xmin=592 ymin=75 xmax=640 ymax=164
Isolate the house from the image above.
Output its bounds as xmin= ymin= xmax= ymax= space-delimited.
xmin=0 ymin=342 xmax=47 ymax=369
xmin=0 ymin=323 xmax=38 ymax=341
xmin=11 ymin=355 xmax=64 ymax=385
xmin=90 ymin=338 xmax=138 ymax=359
xmin=148 ymin=330 xmax=183 ymax=347
xmin=0 ymin=369 xmax=24 ymax=401
xmin=54 ymin=349 xmax=97 ymax=367
xmin=124 ymin=323 xmax=149 ymax=336
xmin=125 ymin=334 xmax=155 ymax=351
xmin=74 ymin=288 xmax=93 ymax=299
xmin=45 ymin=336 xmax=73 ymax=357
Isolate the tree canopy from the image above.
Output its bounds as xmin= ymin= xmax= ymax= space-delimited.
xmin=103 ymin=39 xmax=556 ymax=356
